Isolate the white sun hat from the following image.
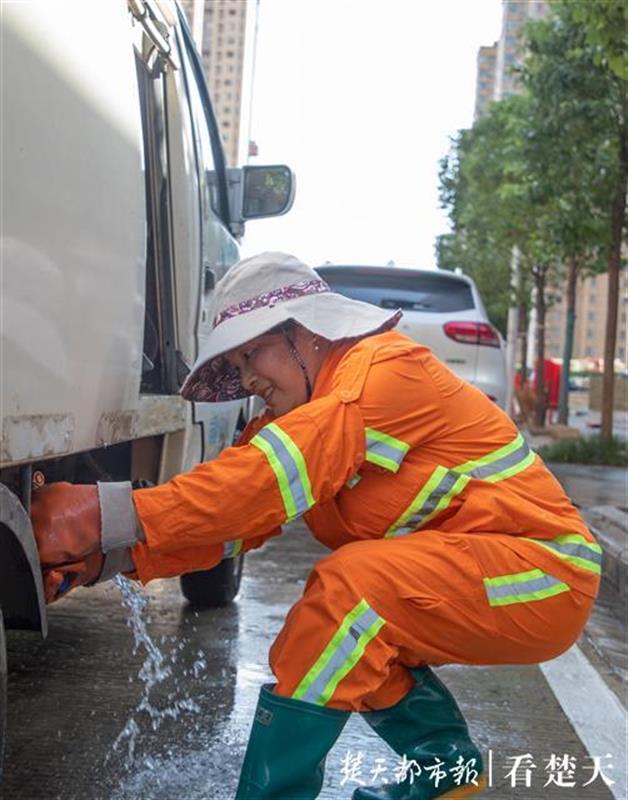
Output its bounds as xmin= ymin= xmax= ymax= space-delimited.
xmin=181 ymin=252 xmax=402 ymax=402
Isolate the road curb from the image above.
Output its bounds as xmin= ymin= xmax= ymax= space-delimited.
xmin=582 ymin=505 xmax=628 ymax=608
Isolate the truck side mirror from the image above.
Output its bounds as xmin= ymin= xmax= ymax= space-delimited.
xmin=225 ymin=164 xmax=296 ymax=239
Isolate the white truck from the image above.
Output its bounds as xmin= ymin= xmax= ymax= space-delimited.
xmin=0 ymin=0 xmax=294 ymax=772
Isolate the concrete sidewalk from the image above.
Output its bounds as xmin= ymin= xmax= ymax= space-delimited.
xmin=545 ymin=462 xmax=626 ymax=509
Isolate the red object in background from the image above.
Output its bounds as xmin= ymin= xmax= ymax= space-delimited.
xmin=536 ymin=360 xmax=561 ymax=407
xmin=535 ymin=359 xmax=562 ymax=423
xmin=513 ymin=361 xmax=562 ymax=424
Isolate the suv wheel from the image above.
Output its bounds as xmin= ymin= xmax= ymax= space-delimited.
xmin=179 ymin=556 xmax=244 ymax=608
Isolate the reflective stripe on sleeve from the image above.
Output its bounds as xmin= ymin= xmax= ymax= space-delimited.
xmin=455 ymin=432 xmax=535 ymax=483
xmin=223 ymin=539 xmax=243 ymax=559
xmin=484 ymin=568 xmax=570 ymax=607
xmin=251 ymin=422 xmax=315 ymax=521
xmin=524 ymin=534 xmax=602 ymax=575
xmin=292 ymin=598 xmax=386 ymax=706
xmin=365 ymin=428 xmax=410 ymax=473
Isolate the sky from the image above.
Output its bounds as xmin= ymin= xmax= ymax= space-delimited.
xmin=239 ymin=0 xmax=503 ymax=269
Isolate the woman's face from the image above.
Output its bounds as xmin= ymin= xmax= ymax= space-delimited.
xmin=226 ymin=326 xmax=328 ymax=417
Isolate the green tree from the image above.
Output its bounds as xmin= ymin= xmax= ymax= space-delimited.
xmin=437 ymin=97 xmax=532 ymax=338
xmin=570 ymin=0 xmax=628 ymax=80
xmin=538 ymin=1 xmax=628 ymax=439
xmin=440 ymin=3 xmax=626 ymax=431
xmin=438 ymin=95 xmax=564 ymax=425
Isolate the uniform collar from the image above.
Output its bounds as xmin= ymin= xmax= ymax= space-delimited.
xmin=311 ymin=340 xmax=356 ymax=401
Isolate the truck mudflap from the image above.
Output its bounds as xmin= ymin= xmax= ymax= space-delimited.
xmin=0 ymin=485 xmax=47 ymax=637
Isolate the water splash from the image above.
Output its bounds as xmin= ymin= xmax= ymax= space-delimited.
xmin=108 ymin=576 xmax=204 ymax=769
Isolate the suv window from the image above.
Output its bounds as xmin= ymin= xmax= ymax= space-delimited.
xmin=317 ymin=268 xmax=474 ymax=313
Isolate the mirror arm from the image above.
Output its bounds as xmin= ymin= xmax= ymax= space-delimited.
xmin=226 ymin=167 xmax=245 ymax=240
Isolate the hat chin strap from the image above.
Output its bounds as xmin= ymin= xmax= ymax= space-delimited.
xmin=283 ymin=332 xmax=313 ymax=400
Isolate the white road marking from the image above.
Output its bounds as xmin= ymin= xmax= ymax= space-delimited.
xmin=540 ymin=644 xmax=627 ymax=800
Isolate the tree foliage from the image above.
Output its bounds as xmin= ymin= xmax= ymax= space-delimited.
xmin=565 ymin=0 xmax=628 ymax=80
xmin=438 ymin=1 xmax=627 ymax=431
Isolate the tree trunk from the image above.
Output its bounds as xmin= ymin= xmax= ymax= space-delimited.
xmin=558 ymin=256 xmax=578 ymax=425
xmin=601 ymin=136 xmax=628 ymax=441
xmin=518 ymin=302 xmax=529 ymax=385
xmin=533 ymin=266 xmax=547 ymax=429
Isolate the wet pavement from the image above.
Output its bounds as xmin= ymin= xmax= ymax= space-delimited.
xmin=3 ymin=522 xmax=625 ymax=800
xmin=547 ymin=463 xmax=626 ymax=510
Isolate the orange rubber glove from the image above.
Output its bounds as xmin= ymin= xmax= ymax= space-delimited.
xmin=31 ymin=482 xmax=104 ymax=603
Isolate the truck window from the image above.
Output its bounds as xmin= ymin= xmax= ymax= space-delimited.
xmin=178 ymin=11 xmax=231 ymax=228
xmin=135 ymin=53 xmax=180 ymax=395
xmin=177 ymin=13 xmax=239 ymax=292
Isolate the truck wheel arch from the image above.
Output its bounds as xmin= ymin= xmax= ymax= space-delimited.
xmin=0 ymin=485 xmax=47 ymax=638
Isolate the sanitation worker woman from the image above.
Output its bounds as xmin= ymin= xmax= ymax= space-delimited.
xmin=32 ymin=253 xmax=601 ymax=800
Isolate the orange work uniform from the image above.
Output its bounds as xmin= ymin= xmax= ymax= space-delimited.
xmin=132 ymin=332 xmax=600 ymax=711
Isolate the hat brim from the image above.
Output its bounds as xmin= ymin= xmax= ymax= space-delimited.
xmin=181 ymin=292 xmax=402 ymax=402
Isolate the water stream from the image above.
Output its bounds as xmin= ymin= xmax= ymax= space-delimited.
xmin=108 ymin=577 xmax=207 ymax=784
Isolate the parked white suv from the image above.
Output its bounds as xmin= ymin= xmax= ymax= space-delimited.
xmin=316 ymin=265 xmax=507 ymax=407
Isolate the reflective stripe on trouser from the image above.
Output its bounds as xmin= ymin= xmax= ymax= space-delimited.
xmin=269 ymin=531 xmax=595 ymax=712
xmin=484 ymin=568 xmax=570 ymax=606
xmin=365 ymin=428 xmax=410 ymax=473
xmin=292 ymin=599 xmax=386 ymax=706
xmin=386 ymin=433 xmax=535 ymax=537
xmin=483 ymin=533 xmax=602 ymax=606
xmin=525 ymin=533 xmax=602 ymax=575
xmin=251 ymin=422 xmax=315 ymax=521
xmin=223 ymin=539 xmax=244 ymax=559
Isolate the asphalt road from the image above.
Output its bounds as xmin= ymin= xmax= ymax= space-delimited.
xmin=3 ymin=523 xmax=624 ymax=800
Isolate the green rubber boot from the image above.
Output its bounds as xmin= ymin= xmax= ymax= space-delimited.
xmin=353 ymin=668 xmax=485 ymax=800
xmin=235 ymin=684 xmax=350 ymax=799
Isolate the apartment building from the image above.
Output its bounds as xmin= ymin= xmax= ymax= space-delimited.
xmin=474 ymin=0 xmax=549 ymax=118
xmin=545 ymin=271 xmax=628 ymax=367
xmin=474 ymin=43 xmax=498 ymax=121
xmin=181 ymin=0 xmax=248 ymax=166
xmin=493 ymin=0 xmax=548 ymax=100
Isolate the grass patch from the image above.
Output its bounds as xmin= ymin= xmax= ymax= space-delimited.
xmin=539 ymin=435 xmax=628 ymax=466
